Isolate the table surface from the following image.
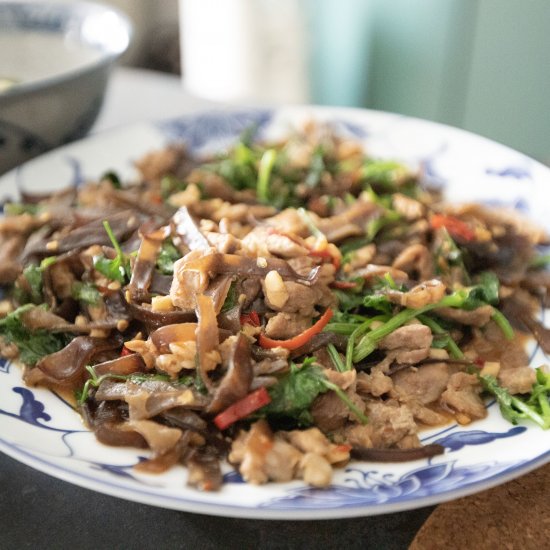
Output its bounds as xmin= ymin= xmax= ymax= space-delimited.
xmin=0 ymin=67 xmax=436 ymax=550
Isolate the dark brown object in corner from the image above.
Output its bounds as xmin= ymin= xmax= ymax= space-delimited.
xmin=410 ymin=462 xmax=550 ymax=550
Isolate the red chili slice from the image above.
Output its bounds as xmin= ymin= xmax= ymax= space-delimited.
xmin=330 ymin=280 xmax=358 ymax=290
xmin=240 ymin=311 xmax=261 ymax=327
xmin=258 ymin=308 xmax=334 ymax=350
xmin=309 ymin=246 xmax=341 ymax=271
xmin=213 ymin=387 xmax=272 ymax=430
xmin=431 ymin=214 xmax=476 ymax=242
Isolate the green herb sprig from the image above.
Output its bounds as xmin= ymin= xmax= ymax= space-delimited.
xmin=93 ymin=221 xmax=131 ymax=283
xmin=479 ymin=370 xmax=550 ymax=429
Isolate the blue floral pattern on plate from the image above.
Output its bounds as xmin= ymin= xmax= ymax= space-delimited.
xmin=0 ymin=106 xmax=549 ymax=519
xmin=260 ymin=461 xmax=515 ymax=509
xmin=155 ymin=109 xmax=273 ymax=151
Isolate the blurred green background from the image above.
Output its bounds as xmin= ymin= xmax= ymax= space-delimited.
xmin=308 ymin=0 xmax=550 ymax=163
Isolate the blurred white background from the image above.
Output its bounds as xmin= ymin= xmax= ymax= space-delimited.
xmin=102 ymin=0 xmax=549 ymax=163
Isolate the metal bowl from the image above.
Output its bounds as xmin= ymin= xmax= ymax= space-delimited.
xmin=0 ymin=1 xmax=132 ymax=174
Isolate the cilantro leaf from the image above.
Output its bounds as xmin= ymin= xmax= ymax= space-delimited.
xmin=362 ymin=293 xmax=393 ymax=314
xmin=333 ymin=288 xmax=365 ymax=312
xmin=101 ymin=170 xmax=122 ymax=189
xmin=220 ymin=282 xmax=238 ymax=313
xmin=260 ymin=358 xmax=368 ymax=427
xmin=0 ymin=305 xmax=68 ymax=366
xmin=260 ymin=359 xmax=329 ymax=426
xmin=463 ymin=271 xmax=499 ymax=310
xmin=156 ymin=240 xmax=181 ymax=275
xmin=160 ymin=175 xmax=187 ymax=199
xmin=22 ymin=264 xmax=43 ymax=304
xmin=71 ymin=282 xmax=101 ymax=305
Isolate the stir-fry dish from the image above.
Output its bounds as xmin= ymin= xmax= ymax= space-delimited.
xmin=1 ymin=123 xmax=550 ymax=491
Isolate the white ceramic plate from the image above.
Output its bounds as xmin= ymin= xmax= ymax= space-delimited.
xmin=1 ymin=106 xmax=549 ymax=519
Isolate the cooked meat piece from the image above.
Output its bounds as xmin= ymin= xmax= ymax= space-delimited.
xmin=262 ymin=436 xmax=304 ymax=483
xmin=299 ymin=452 xmax=332 ymax=487
xmin=435 ymin=305 xmax=494 ymax=327
xmin=372 ymin=240 xmax=406 ymax=265
xmin=135 ymin=145 xmax=187 ymax=183
xmin=352 ymin=401 xmax=418 ymax=448
xmin=392 ymin=193 xmax=425 ymax=221
xmin=407 ymin=401 xmax=450 ymax=426
xmin=341 ymin=423 xmax=373 ymax=448
xmin=265 ymin=232 xmax=309 ymax=258
xmin=242 ymin=227 xmax=309 ymax=259
xmin=498 ymin=367 xmax=536 ymax=395
xmin=392 ymin=243 xmax=433 ymax=280
xmin=311 ymin=392 xmax=350 ymax=432
xmin=263 ymin=281 xmax=316 ymax=316
xmin=392 ymin=363 xmax=451 ymax=405
xmin=286 ymin=255 xmax=318 ymax=277
xmin=316 ymin=201 xmax=380 ymax=242
xmin=368 ymin=352 xmax=396 ymax=374
xmin=128 ymin=419 xmax=182 ymax=455
xmin=379 ymin=324 xmax=433 ymax=351
xmin=521 ymin=269 xmax=550 ymax=296
xmin=204 ymin=232 xmax=241 ymax=254
xmin=311 ymin=389 xmax=365 ymax=432
xmin=188 ymin=171 xmax=257 ymax=205
xmin=386 ymin=279 xmax=446 ymax=309
xmin=210 ymin=202 xmax=275 ymax=222
xmin=395 ymin=434 xmax=422 ymax=449
xmin=345 ymin=244 xmax=376 ymax=271
xmin=170 ymin=249 xmax=214 ymax=310
xmin=287 ymin=258 xmax=335 ymax=286
xmin=0 ymin=336 xmax=18 ymax=359
xmin=286 ymin=428 xmax=331 ymax=455
xmin=0 ymin=212 xmax=45 ymax=234
xmin=229 ymin=421 xmax=303 ymax=484
xmin=264 ymin=281 xmax=334 ymax=316
xmin=353 ymin=264 xmax=409 ymax=285
xmin=464 ymin=322 xmax=528 ymax=371
xmin=357 ymin=369 xmax=393 ymax=397
xmin=312 ymin=343 xmax=337 ymax=369
xmin=229 ymin=420 xmax=274 ymax=485
xmin=324 ymin=369 xmax=356 ymax=391
xmin=367 ymin=401 xmax=418 ymax=447
xmin=393 ymin=348 xmax=431 ymax=364
xmin=440 ymin=372 xmax=487 ymax=420
xmin=266 ymin=209 xmax=309 ymax=237
xmin=49 ymin=261 xmax=76 ymax=299
xmin=0 ymin=234 xmax=24 ymax=283
xmin=265 ymin=312 xmax=311 ymax=339
xmin=238 ymin=278 xmax=262 ymax=308
xmin=406 ymin=219 xmax=430 ymax=239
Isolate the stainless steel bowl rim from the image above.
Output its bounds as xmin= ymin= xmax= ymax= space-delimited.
xmin=0 ymin=0 xmax=132 ymax=102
